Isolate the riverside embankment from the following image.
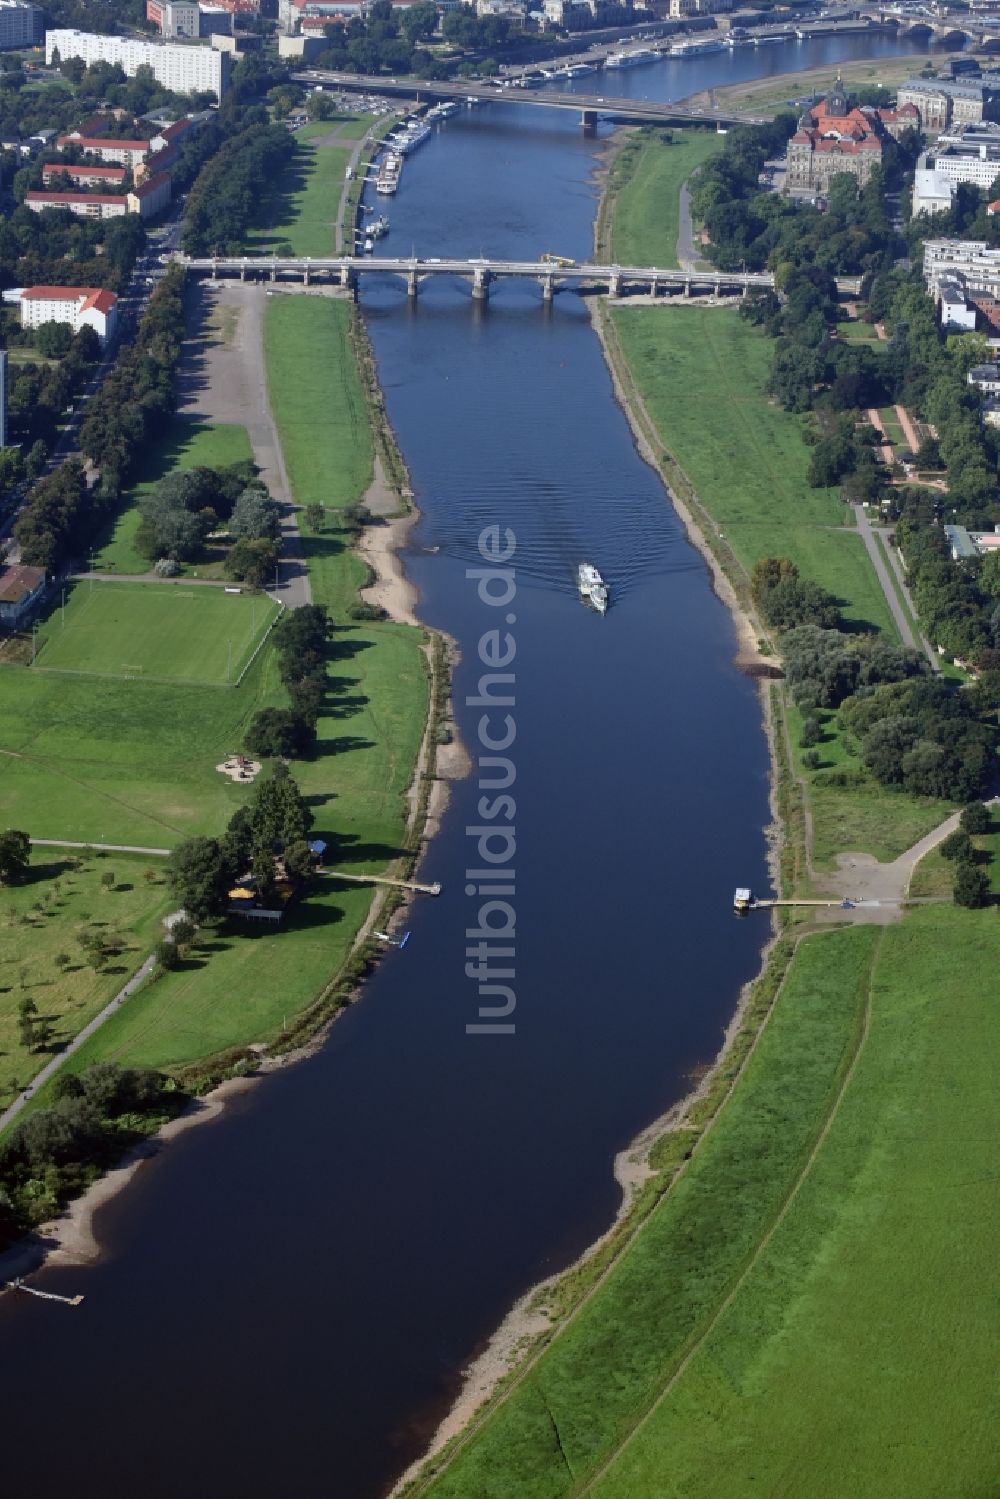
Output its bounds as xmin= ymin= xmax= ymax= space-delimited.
xmin=0 ymin=35 xmax=963 ymax=1499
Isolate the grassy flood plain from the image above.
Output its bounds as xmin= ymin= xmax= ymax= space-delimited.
xmin=0 ymin=151 xmax=430 ymax=1112
xmin=608 ymin=129 xmax=723 ymax=269
xmin=0 ymin=854 xmax=171 ymax=1111
xmin=417 ymin=913 xmax=1000 ymax=1499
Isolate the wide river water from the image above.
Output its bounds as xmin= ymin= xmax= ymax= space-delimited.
xmin=1 ymin=33 xmax=938 ymax=1498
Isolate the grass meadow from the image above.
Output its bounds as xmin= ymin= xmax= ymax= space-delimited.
xmin=418 ymin=910 xmax=1000 ymax=1499
xmin=610 ymin=129 xmax=723 ymax=269
xmin=245 ymin=137 xmax=352 ymax=259
xmin=0 ymin=854 xmax=171 ymax=1110
xmin=612 ymin=306 xmax=897 ymax=637
xmin=34 ymin=581 xmax=279 ymax=686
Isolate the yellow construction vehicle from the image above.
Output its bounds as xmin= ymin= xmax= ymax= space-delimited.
xmin=539 ymin=252 xmax=577 ymax=267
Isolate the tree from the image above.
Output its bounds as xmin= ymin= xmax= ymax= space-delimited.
xmin=244 ymin=768 xmax=313 ymax=851
xmin=230 ymin=485 xmax=279 ymax=540
xmin=0 ymin=830 xmax=30 ymax=885
xmin=304 ymin=503 xmax=325 ymax=530
xmin=225 ymin=536 xmax=279 ymax=588
xmin=960 ymin=801 xmax=992 ymax=836
xmin=35 ymin=320 xmax=73 ymax=359
xmin=940 ymin=830 xmax=973 ymax=862
xmin=954 ymin=862 xmax=990 ymax=909
xmin=165 ymin=837 xmax=234 ymax=921
xmin=245 ymin=707 xmax=315 ymax=759
xmin=155 ymin=938 xmax=181 ymax=970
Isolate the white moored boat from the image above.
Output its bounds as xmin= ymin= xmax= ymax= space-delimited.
xmin=578 ymin=562 xmax=608 ymax=614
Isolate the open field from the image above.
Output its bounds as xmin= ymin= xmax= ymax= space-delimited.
xmin=682 ymin=53 xmax=933 ymax=116
xmin=245 ymin=139 xmax=351 ymax=258
xmin=0 ymin=645 xmax=284 ymax=847
xmin=586 ymin=907 xmax=1000 ymax=1499
xmin=0 ymin=854 xmax=171 ymax=1110
xmin=418 ymin=908 xmax=1000 ymax=1498
xmin=611 ymin=306 xmax=896 ymax=636
xmin=33 ymin=580 xmax=279 ymax=686
xmin=609 ymin=129 xmax=722 ymax=268
xmin=94 ymin=417 xmax=254 ymax=576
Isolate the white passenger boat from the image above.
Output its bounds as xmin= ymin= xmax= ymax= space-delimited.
xmin=578 ymin=562 xmax=608 ymax=614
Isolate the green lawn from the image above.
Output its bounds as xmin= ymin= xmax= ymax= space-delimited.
xmin=265 ymin=296 xmax=374 ymax=616
xmin=33 ymin=580 xmax=279 ymax=686
xmin=786 ymin=703 xmax=953 ymax=870
xmin=611 ymin=306 xmax=896 ymax=636
xmin=245 ymin=139 xmax=351 ymax=258
xmin=0 ymin=853 xmax=171 ymax=1110
xmin=418 ymin=906 xmax=1000 ymax=1499
xmin=610 ymin=129 xmax=723 ymax=269
xmin=588 ymin=908 xmax=1000 ymax=1499
xmin=0 ymin=651 xmax=284 ymax=847
xmin=94 ymin=419 xmax=254 ymax=576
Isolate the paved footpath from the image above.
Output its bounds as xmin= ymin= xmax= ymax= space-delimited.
xmin=30 ymin=838 xmax=171 ymax=856
xmin=0 ymin=952 xmax=159 ymax=1137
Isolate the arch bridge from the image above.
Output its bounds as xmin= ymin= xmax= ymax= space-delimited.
xmin=178 ymin=253 xmax=775 ymax=303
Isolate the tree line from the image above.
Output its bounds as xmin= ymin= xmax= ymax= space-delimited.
xmin=182 ymin=122 xmax=295 ymax=256
xmin=246 ymin=604 xmax=333 ymax=760
xmin=0 ymin=1061 xmax=182 ymax=1249
xmin=754 ymin=556 xmax=998 ymax=804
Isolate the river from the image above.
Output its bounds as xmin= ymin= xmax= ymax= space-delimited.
xmin=0 ymin=33 xmax=938 ymax=1499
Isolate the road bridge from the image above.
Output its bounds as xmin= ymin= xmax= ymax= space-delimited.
xmin=177 ymin=253 xmax=775 ymax=303
xmin=293 ymin=68 xmax=761 ymax=129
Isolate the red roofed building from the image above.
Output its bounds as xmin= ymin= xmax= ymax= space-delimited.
xmin=42 ymin=162 xmax=128 ymax=189
xmin=56 ymin=133 xmax=152 ymax=168
xmin=19 ymin=285 xmax=120 ymax=346
xmin=127 ymin=170 xmax=172 ymax=219
xmin=786 ymin=79 xmax=886 ymax=194
xmin=25 ymin=189 xmax=130 ymax=220
xmin=988 ymin=199 xmax=1000 ymax=215
xmin=0 ymin=566 xmax=46 ymax=628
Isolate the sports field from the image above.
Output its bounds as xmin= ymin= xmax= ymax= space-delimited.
xmin=34 ymin=581 xmax=279 ymax=686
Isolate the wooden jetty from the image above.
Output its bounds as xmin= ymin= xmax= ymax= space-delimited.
xmin=325 ymin=870 xmax=441 ymax=897
xmin=6 ymin=1279 xmax=84 ymax=1307
xmin=734 ymin=887 xmax=860 ymax=913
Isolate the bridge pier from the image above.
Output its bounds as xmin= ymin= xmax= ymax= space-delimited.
xmin=269 ymin=263 xmax=277 ymax=283
xmin=581 ymin=109 xmax=597 ymax=132
xmin=339 ymin=263 xmax=354 ymax=290
xmin=303 ymin=263 xmax=310 ymax=286
xmin=240 ymin=264 xmax=246 ymax=282
xmin=650 ymin=277 xmax=658 ymax=299
xmin=684 ymin=278 xmax=691 ymax=298
xmin=540 ymin=274 xmax=554 ymax=304
xmin=608 ymin=271 xmax=620 ymax=299
xmin=472 ymin=266 xmax=490 ymax=303
xmin=407 ymin=267 xmax=419 ymax=298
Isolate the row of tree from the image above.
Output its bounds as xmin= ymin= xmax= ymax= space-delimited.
xmin=245 ymin=604 xmax=333 ymax=759
xmin=182 ymin=122 xmax=295 ymax=256
xmin=80 ymin=264 xmax=187 ymax=497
